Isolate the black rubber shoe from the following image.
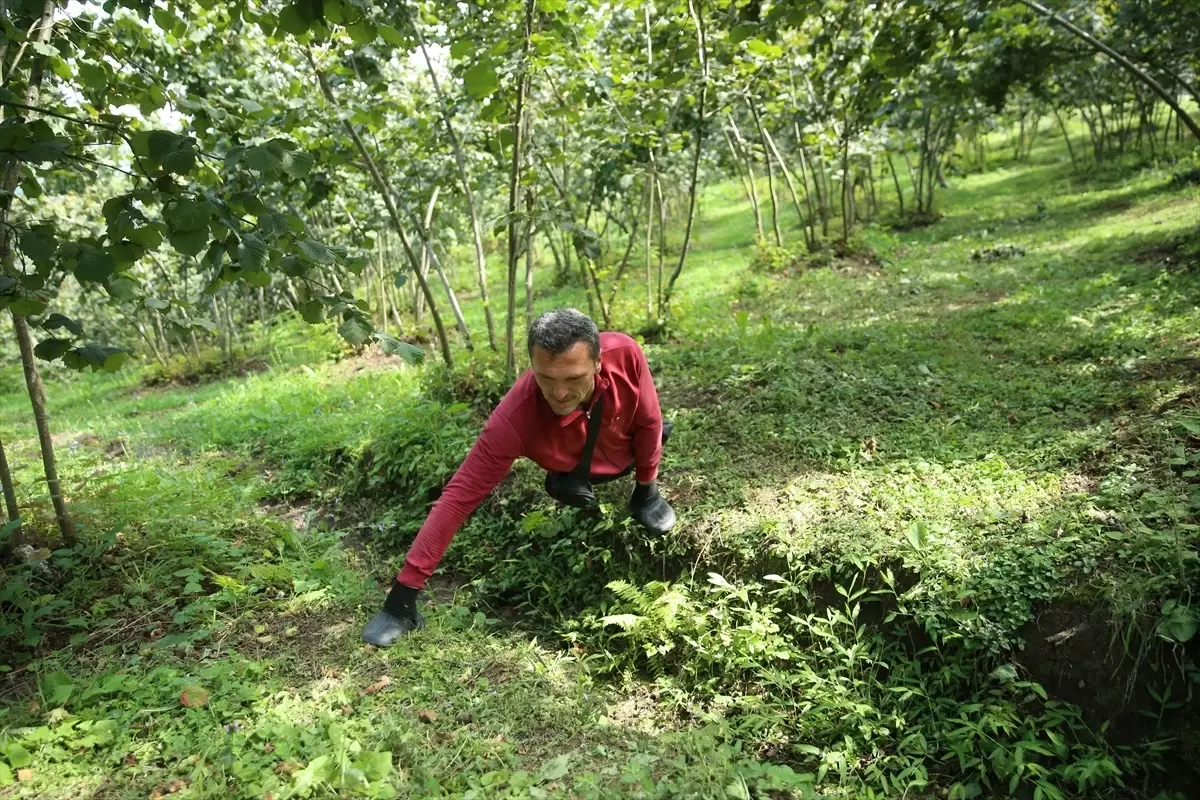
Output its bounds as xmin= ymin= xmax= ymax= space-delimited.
xmin=629 ymin=482 xmax=676 ymax=534
xmin=361 ymin=581 xmax=424 ymax=647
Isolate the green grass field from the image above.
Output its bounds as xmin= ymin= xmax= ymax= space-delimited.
xmin=1 ymin=126 xmax=1199 ymax=798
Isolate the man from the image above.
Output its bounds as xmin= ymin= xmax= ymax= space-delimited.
xmin=362 ymin=308 xmax=676 ymax=647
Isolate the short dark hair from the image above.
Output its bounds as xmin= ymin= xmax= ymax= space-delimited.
xmin=527 ymin=308 xmax=600 ymax=361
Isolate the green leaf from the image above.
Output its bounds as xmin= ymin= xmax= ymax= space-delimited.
xmin=300 ymin=300 xmax=325 ymax=323
xmin=537 ymin=0 xmax=566 ymax=11
xmin=128 ymin=226 xmax=163 ymax=249
xmin=0 ymin=761 xmax=11 ymax=787
xmin=75 ymin=246 xmax=116 ymax=282
xmin=44 ymin=669 xmax=75 ymax=705
xmin=165 ymin=198 xmax=214 ymax=231
xmin=34 ymin=336 xmax=71 ymax=361
xmin=107 ymin=276 xmax=139 ymax=300
xmin=144 ymin=297 xmax=170 ymax=310
xmin=989 ymin=663 xmax=1019 ymax=683
xmin=346 ymin=20 xmax=376 ymax=44
xmin=238 ymin=233 xmax=268 ymax=270
xmin=463 ymin=62 xmax=499 ymax=99
xmin=244 ymin=142 xmax=285 ymax=174
xmin=378 ymin=24 xmax=404 ymax=46
xmin=338 ymin=315 xmax=372 ymax=345
xmin=9 ymin=295 xmax=45 ymax=316
xmin=20 ymin=175 xmax=42 ymax=198
xmin=905 ymin=521 xmax=929 ymax=551
xmin=19 ymin=227 xmax=57 ymax=262
xmin=538 ymin=754 xmax=570 ymax=781
xmin=43 ymin=313 xmax=84 ymax=336
xmin=298 ymin=238 xmax=334 ymax=265
xmin=393 ymin=272 xmax=408 ymax=288
xmin=729 ymin=23 xmax=756 ymax=44
xmin=282 ymin=150 xmax=314 ymax=179
xmin=376 ymin=332 xmax=424 ymax=364
xmin=277 ymin=4 xmax=311 ymax=36
xmin=242 ymin=270 xmax=271 ymax=288
xmin=745 ymin=38 xmax=783 ymax=59
xmin=449 ymin=39 xmax=472 ymax=59
xmin=147 ymin=130 xmax=183 ymax=161
xmin=356 ymin=750 xmax=392 ymax=781
xmin=64 ymin=344 xmax=130 ymax=373
xmin=161 ymin=148 xmax=197 ymax=175
xmin=169 ymin=229 xmax=209 ymax=258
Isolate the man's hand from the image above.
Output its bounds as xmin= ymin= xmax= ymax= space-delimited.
xmin=629 ymin=481 xmax=676 ymax=534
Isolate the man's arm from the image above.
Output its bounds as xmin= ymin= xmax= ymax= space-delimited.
xmin=397 ymin=413 xmax=522 ymax=589
xmin=630 ymin=345 xmax=664 ymax=484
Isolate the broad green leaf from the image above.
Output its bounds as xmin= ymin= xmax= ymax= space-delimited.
xmin=33 ymin=336 xmax=71 ymax=361
xmin=300 ymin=300 xmax=325 ymax=323
xmin=746 ymin=39 xmax=783 ymax=59
xmin=19 ymin=227 xmax=57 ymax=262
xmin=537 ymin=0 xmax=566 ymax=11
xmin=74 ymin=246 xmax=116 ymax=282
xmin=282 ymin=150 xmax=314 ymax=179
xmin=9 ymin=296 xmax=46 ymax=316
xmin=729 ymin=23 xmax=756 ymax=44
xmin=244 ymin=142 xmax=285 ymax=174
xmin=165 ymin=198 xmax=214 ymax=231
xmin=538 ymin=754 xmax=569 ymax=781
xmin=107 ymin=277 xmax=139 ymax=300
xmin=128 ymin=226 xmax=163 ymax=249
xmin=147 ymin=130 xmax=183 ymax=161
xmin=64 ymin=344 xmax=130 ymax=373
xmin=356 ymin=750 xmax=392 ymax=781
xmin=449 ymin=39 xmax=472 ymax=59
xmin=338 ymin=315 xmax=373 ymax=345
xmin=393 ymin=272 xmax=408 ymax=288
xmin=162 ymin=148 xmax=197 ymax=175
xmin=376 ymin=332 xmax=424 ymax=364
xmin=298 ymin=238 xmax=334 ymax=265
xmin=0 ymin=762 xmax=11 ymax=787
xmin=144 ymin=297 xmax=170 ymax=310
xmin=346 ymin=20 xmax=376 ymax=44
xmin=242 ymin=270 xmax=271 ymax=288
xmin=20 ymin=175 xmax=42 ymax=198
xmin=44 ymin=669 xmax=74 ymax=705
xmin=238 ymin=233 xmax=268 ymax=270
xmin=989 ymin=663 xmax=1019 ymax=683
xmin=169 ymin=229 xmax=209 ymax=258
xmin=43 ymin=312 xmax=84 ymax=336
xmin=905 ymin=521 xmax=929 ymax=550
xmin=277 ymin=4 xmax=311 ymax=36
xmin=463 ymin=62 xmax=499 ymax=99
xmin=378 ymin=24 xmax=404 ymax=46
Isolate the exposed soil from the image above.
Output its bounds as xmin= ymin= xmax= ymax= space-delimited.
xmin=1019 ymin=602 xmax=1200 ymax=794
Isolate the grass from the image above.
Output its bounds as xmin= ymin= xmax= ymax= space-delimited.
xmin=1 ymin=123 xmax=1199 ymax=798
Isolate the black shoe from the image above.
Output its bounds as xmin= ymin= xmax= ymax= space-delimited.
xmin=361 ymin=581 xmax=424 ymax=647
xmin=629 ymin=481 xmax=676 ymax=534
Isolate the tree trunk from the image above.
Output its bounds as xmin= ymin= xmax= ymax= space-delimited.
xmin=0 ymin=434 xmax=20 ymax=535
xmin=417 ymin=31 xmax=497 ymax=351
xmin=1054 ymin=108 xmax=1078 ymax=171
xmin=606 ymin=212 xmax=639 ymax=312
xmin=12 ymin=314 xmax=74 ymax=544
xmin=1017 ymin=0 xmax=1200 ymax=142
xmin=727 ymin=116 xmax=763 ymax=241
xmin=505 ymin=0 xmax=535 ymax=379
xmin=748 ymin=98 xmax=783 ymax=246
xmin=760 ymin=122 xmax=808 ymax=246
xmin=644 ymin=169 xmax=655 ymax=326
xmin=308 ymin=51 xmax=452 ymax=366
xmin=524 ymin=187 xmax=535 ymax=326
xmin=723 ymin=127 xmax=761 ymax=237
xmin=661 ymin=0 xmax=708 ymax=327
xmin=885 ymin=150 xmax=905 ymax=217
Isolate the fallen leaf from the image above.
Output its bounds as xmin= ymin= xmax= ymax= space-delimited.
xmin=16 ymin=768 xmax=32 ymax=781
xmin=264 ymin=793 xmax=274 ymax=800
xmin=341 ymin=705 xmax=353 ymax=716
xmin=263 ymin=742 xmax=275 ymax=754
xmin=149 ymin=778 xmax=187 ymax=799
xmin=360 ymin=676 xmax=391 ymax=696
xmin=27 ymin=700 xmax=40 ymax=713
xmin=179 ymin=686 xmax=209 ymax=708
xmin=274 ymin=761 xmax=300 ymax=776
xmin=417 ymin=709 xmax=438 ymax=724
xmin=123 ymin=752 xmax=138 ymax=766
xmin=491 ymin=734 xmax=506 ymax=743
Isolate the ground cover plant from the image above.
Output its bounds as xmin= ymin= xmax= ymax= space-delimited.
xmin=2 ymin=0 xmax=1200 ymax=797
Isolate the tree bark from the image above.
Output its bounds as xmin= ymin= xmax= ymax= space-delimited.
xmin=0 ymin=434 xmax=20 ymax=535
xmin=759 ymin=121 xmax=809 ymax=246
xmin=505 ymin=0 xmax=536 ymax=379
xmin=727 ymin=117 xmax=763 ymax=240
xmin=307 ymin=50 xmax=452 ymax=365
xmin=13 ymin=314 xmax=74 ymax=544
xmin=1017 ymin=0 xmax=1200 ymax=142
xmin=661 ymin=0 xmax=708 ymax=327
xmin=1053 ymin=108 xmax=1078 ymax=171
xmin=524 ymin=187 xmax=535 ymax=327
xmin=748 ymin=96 xmax=782 ymax=246
xmin=644 ymin=169 xmax=655 ymax=326
xmin=417 ymin=30 xmax=497 ymax=351
xmin=885 ymin=150 xmax=905 ymax=217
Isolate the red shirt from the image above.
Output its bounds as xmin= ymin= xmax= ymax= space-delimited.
xmin=398 ymin=332 xmax=662 ymax=589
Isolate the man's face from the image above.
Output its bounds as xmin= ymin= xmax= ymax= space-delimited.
xmin=531 ymin=341 xmax=600 ymax=416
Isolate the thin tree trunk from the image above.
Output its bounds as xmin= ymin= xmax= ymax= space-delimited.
xmin=427 ymin=245 xmax=472 ymax=348
xmin=661 ymin=0 xmax=708 ymax=327
xmin=417 ymin=31 xmax=497 ymax=351
xmin=760 ymin=122 xmax=808 ymax=243
xmin=524 ymin=187 xmax=535 ymax=326
xmin=1017 ymin=0 xmax=1200 ymax=142
xmin=748 ymin=97 xmax=782 ymax=246
xmin=0 ymin=434 xmax=20 ymax=535
xmin=656 ymin=173 xmax=666 ymax=315
xmin=606 ymin=212 xmax=639 ymax=312
xmin=723 ymin=128 xmax=759 ymax=230
xmin=12 ymin=314 xmax=74 ymax=544
xmin=1054 ymin=108 xmax=1078 ymax=171
xmin=505 ymin=0 xmax=535 ymax=379
xmin=727 ymin=116 xmax=763 ymax=240
xmin=644 ymin=169 xmax=654 ymax=326
xmin=414 ymin=188 xmax=439 ymax=322
xmin=308 ymin=51 xmax=452 ymax=365
xmin=886 ymin=150 xmax=905 ymax=217
xmin=796 ymin=126 xmax=828 ymax=237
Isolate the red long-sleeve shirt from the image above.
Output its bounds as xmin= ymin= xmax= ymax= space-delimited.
xmin=397 ymin=332 xmax=662 ymax=589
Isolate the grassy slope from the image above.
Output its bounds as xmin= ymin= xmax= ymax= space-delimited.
xmin=1 ymin=125 xmax=1198 ymax=798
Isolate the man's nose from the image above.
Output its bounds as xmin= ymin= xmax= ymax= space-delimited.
xmin=552 ymin=385 xmax=570 ymax=401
